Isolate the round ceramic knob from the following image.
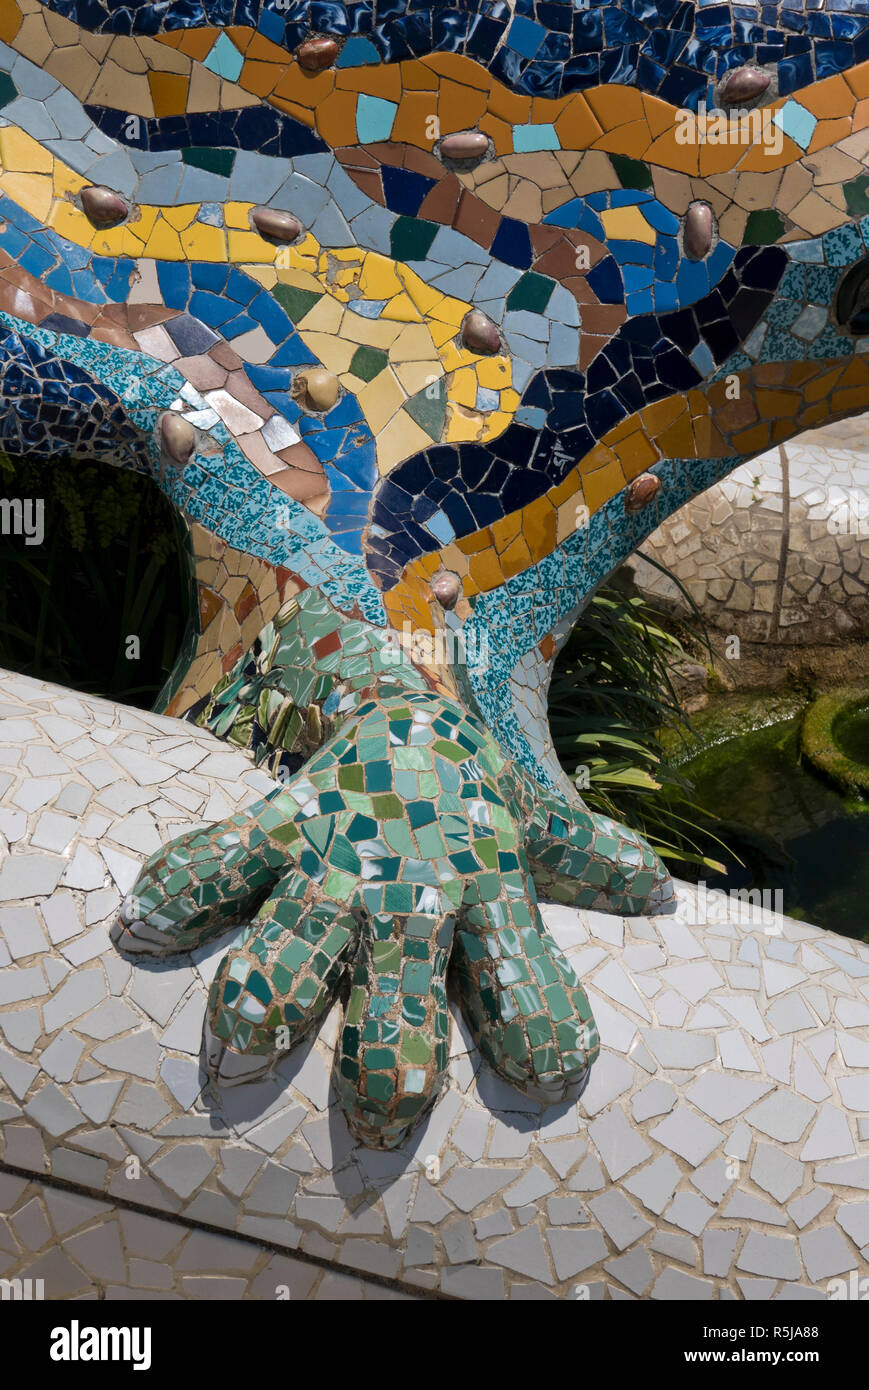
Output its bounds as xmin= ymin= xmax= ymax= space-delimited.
xmin=160 ymin=412 xmax=196 ymax=464
xmin=297 ymin=37 xmax=339 ymax=72
xmin=625 ymin=473 xmax=662 ymax=514
xmin=431 ymin=572 xmax=462 ymax=610
xmin=461 ymin=310 xmax=501 ymax=355
xmin=719 ymin=67 xmax=770 ymax=105
xmin=684 ymin=202 xmax=713 ymax=260
xmin=294 ymin=368 xmax=339 ymax=412
xmin=439 ymin=131 xmax=489 ymax=163
xmin=80 ymin=185 xmax=128 ymax=228
xmin=251 ymin=207 xmax=303 ymax=242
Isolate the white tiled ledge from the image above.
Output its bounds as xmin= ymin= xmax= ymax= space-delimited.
xmin=1 ymin=670 xmax=868 ymax=1300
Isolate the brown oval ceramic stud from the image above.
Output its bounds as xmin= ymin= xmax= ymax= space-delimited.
xmin=431 ymin=571 xmax=462 ymax=610
xmin=719 ymin=67 xmax=770 ymax=105
xmin=439 ymin=130 xmax=490 ymax=163
xmin=80 ymin=185 xmax=129 ymax=228
xmin=293 ymin=367 xmax=339 ymax=412
xmin=625 ymin=473 xmax=662 ymax=514
xmin=684 ymin=202 xmax=713 ymax=260
xmin=251 ymin=207 xmax=303 ymax=242
xmin=160 ymin=412 xmax=196 ymax=465
xmin=297 ymin=36 xmax=339 ymax=72
xmin=462 ymin=309 xmax=501 ymax=355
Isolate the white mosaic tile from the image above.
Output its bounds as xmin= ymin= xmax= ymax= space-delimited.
xmin=1 ymin=671 xmax=868 ymax=1300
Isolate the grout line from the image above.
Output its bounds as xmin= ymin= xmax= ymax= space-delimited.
xmin=0 ymin=1160 xmax=453 ymax=1302
xmin=770 ymin=444 xmax=791 ymax=638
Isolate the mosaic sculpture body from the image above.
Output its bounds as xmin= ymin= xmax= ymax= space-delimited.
xmin=3 ymin=0 xmax=869 ymax=1147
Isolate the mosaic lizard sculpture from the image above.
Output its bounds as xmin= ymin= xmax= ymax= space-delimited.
xmin=3 ymin=0 xmax=869 ymax=1147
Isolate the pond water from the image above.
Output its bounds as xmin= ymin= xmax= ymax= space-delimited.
xmin=672 ymin=702 xmax=869 ymax=943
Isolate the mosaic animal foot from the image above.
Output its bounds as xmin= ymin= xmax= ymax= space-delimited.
xmin=113 ymin=691 xmax=669 ymax=1147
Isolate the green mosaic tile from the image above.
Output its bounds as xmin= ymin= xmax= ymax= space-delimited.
xmin=181 ymin=145 xmax=235 ymax=176
xmin=349 ymin=344 xmax=389 ymax=381
xmin=404 ymin=381 xmax=447 ymax=440
xmin=389 ymin=216 xmax=438 ymax=262
xmin=506 ymin=271 xmax=555 ymax=313
xmin=744 ymin=208 xmax=787 ymax=245
xmin=609 ymin=152 xmax=653 ymax=189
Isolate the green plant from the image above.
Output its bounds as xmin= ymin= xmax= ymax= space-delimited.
xmin=549 ymin=583 xmax=737 ymax=874
xmin=0 ymin=452 xmax=194 ymax=707
xmin=801 ymin=687 xmax=869 ymax=796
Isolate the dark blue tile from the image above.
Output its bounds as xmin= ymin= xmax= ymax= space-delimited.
xmin=165 ymin=313 xmax=221 ymax=354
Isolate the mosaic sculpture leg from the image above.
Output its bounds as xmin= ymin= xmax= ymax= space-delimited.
xmin=116 ymin=690 xmax=670 ymax=1145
